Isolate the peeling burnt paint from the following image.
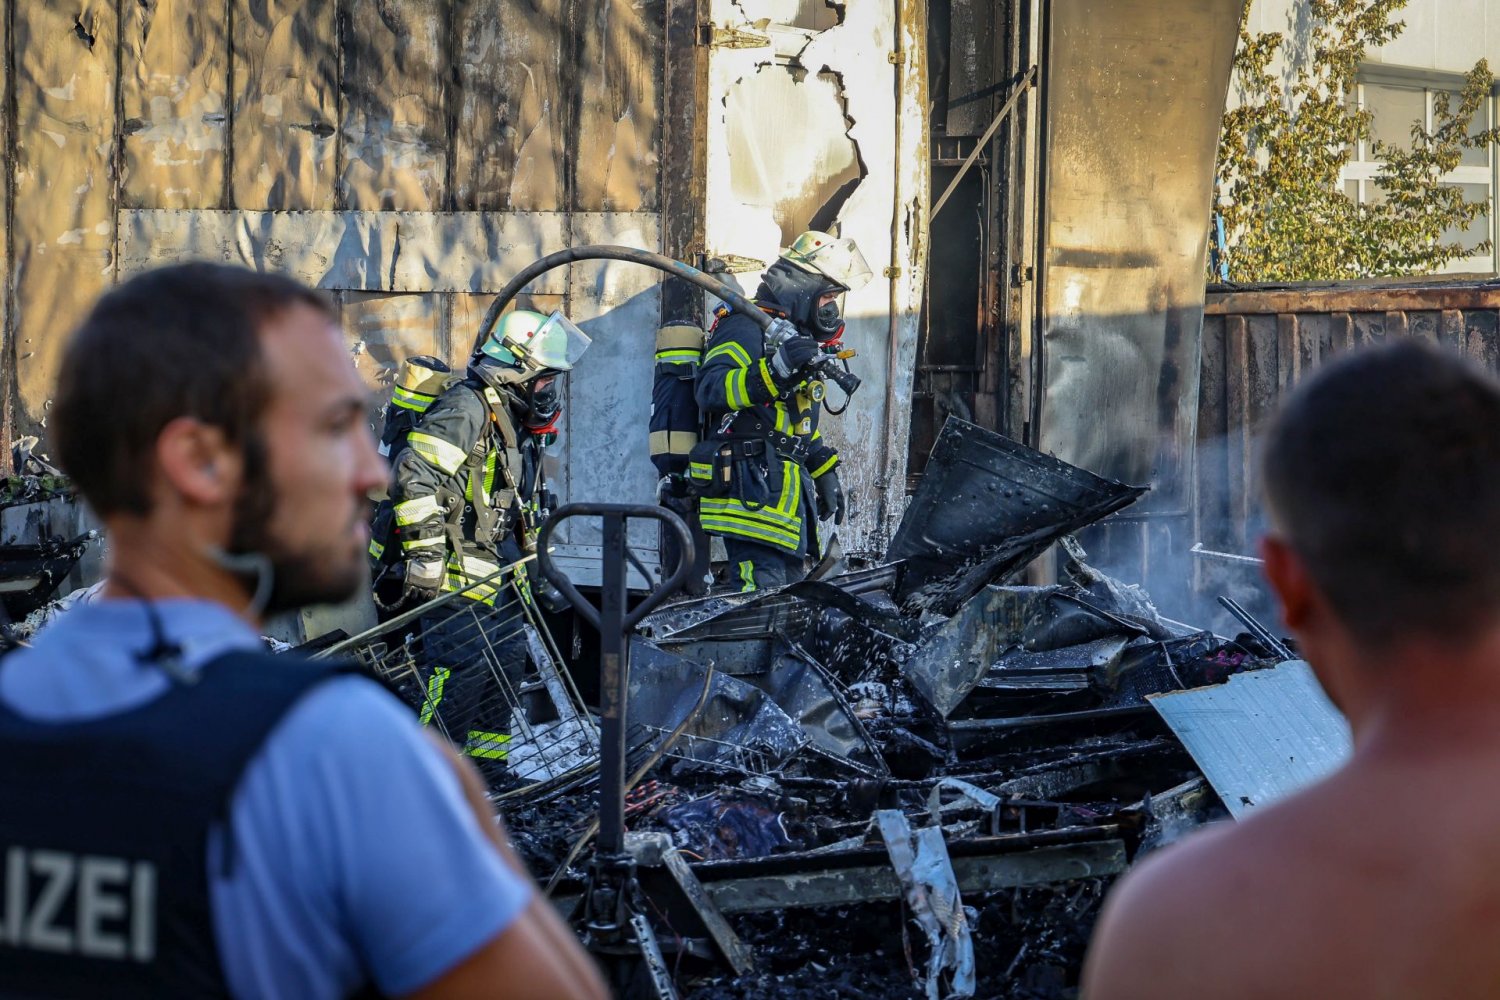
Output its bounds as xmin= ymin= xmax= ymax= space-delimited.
xmin=233 ymin=0 xmax=338 ymax=211
xmin=11 ymin=2 xmax=117 ymax=439
xmin=119 ymin=0 xmax=228 ymax=211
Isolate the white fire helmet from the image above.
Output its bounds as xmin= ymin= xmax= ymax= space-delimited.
xmin=480 ymin=309 xmax=592 ymax=373
xmin=779 ymin=231 xmax=874 ymax=293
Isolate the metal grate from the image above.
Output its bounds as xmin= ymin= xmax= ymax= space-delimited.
xmin=320 ymin=558 xmax=599 ymax=797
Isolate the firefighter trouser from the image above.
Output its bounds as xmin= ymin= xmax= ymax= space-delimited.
xmin=416 ymin=598 xmax=528 ymax=781
xmin=722 ymin=537 xmax=805 ymax=593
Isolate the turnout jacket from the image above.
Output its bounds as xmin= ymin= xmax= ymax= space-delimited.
xmin=389 ymin=378 xmax=541 ymax=605
xmin=692 ymin=307 xmax=841 ymax=557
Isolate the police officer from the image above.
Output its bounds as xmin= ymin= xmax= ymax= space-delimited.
xmin=0 ymin=263 xmax=605 ymax=998
xmin=692 ymin=232 xmax=872 ymax=592
xmin=388 ymin=309 xmax=590 ymax=774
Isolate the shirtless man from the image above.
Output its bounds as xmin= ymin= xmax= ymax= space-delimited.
xmin=1082 ymin=339 xmax=1500 ymax=999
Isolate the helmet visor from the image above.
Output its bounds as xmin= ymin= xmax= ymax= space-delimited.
xmin=785 ymin=236 xmax=874 ymax=292
xmin=528 ymin=311 xmax=592 ymax=371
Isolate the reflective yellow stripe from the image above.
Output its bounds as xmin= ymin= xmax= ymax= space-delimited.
xmin=701 ymin=488 xmax=801 ymax=529
xmin=776 ymin=461 xmax=800 ymax=516
xmin=408 ymin=432 xmax=467 ymax=474
xmin=773 ymin=403 xmax=790 ymax=434
xmin=810 ymin=453 xmax=839 ymax=478
xmin=705 ymin=341 xmax=752 ymax=367
xmin=700 ymin=497 xmax=798 ymax=526
xmin=466 ymin=450 xmax=497 ymax=501
xmin=757 ymin=359 xmax=777 ymax=398
xmin=444 ymin=576 xmax=498 ymax=605
xmin=738 ymin=561 xmax=756 ymax=593
xmin=650 ymin=429 xmax=699 ymax=456
xmin=515 ymin=570 xmax=535 ymax=607
xmin=401 ymin=534 xmax=445 ymax=552
xmin=367 ymin=539 xmax=385 ymax=559
xmin=699 ymin=511 xmax=801 ymax=551
xmin=394 ymin=496 xmax=441 ymax=525
xmin=464 ymin=731 xmax=511 ymax=761
xmin=688 ymin=462 xmax=713 ymax=480
xmin=463 ymin=555 xmax=502 ymax=577
xmin=392 ymin=385 xmax=437 ymax=412
xmin=654 ymin=349 xmax=702 ymax=364
xmin=443 ymin=555 xmax=505 ymax=605
xmin=419 ymin=667 xmax=450 ymax=726
xmin=393 ymin=386 xmax=435 ymax=405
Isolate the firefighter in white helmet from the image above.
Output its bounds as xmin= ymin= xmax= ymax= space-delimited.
xmin=691 ymin=231 xmax=872 ymax=592
xmin=388 ymin=309 xmax=589 ymax=776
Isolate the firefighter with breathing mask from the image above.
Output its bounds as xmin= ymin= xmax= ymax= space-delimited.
xmin=388 ymin=308 xmax=589 ymax=777
xmin=692 ymin=231 xmax=872 ymax=592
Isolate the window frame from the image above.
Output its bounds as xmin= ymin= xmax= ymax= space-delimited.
xmin=1343 ymin=66 xmax=1498 ymax=273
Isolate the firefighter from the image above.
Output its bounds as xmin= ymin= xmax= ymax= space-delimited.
xmin=389 ymin=308 xmax=590 ymax=773
xmin=692 ymin=231 xmax=873 ymax=592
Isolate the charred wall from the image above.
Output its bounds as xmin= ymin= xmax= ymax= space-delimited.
xmin=0 ymin=0 xmax=666 ymax=458
xmin=909 ymin=0 xmax=1028 ymax=483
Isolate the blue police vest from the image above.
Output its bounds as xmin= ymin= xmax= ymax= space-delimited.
xmin=0 ymin=648 xmax=370 ymax=998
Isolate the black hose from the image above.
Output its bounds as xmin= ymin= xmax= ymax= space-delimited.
xmin=474 ymin=245 xmax=772 ymax=356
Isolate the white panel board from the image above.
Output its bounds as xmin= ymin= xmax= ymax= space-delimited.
xmin=544 ymin=213 xmax=665 ymax=585
xmin=1149 ymin=660 xmax=1352 ymax=820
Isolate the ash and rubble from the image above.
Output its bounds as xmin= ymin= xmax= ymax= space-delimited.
xmin=497 ymin=419 xmax=1293 ymax=998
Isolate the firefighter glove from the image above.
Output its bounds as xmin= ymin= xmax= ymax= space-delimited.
xmin=769 ymin=336 xmax=821 ymax=389
xmin=404 ymin=553 xmax=444 ymax=602
xmin=815 ymin=468 xmax=846 ymax=525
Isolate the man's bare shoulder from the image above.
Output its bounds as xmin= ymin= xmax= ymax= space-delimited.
xmin=1081 ymin=779 xmax=1347 ymax=999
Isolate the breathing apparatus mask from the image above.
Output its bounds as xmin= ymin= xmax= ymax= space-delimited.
xmin=523 ymin=372 xmax=563 ymax=434
xmin=762 ymin=232 xmax=873 ymax=344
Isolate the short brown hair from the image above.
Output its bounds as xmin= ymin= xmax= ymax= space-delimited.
xmin=1261 ymin=339 xmax=1500 ymax=645
xmin=51 ymin=263 xmax=332 ymax=517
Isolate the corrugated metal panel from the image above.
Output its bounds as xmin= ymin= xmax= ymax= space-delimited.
xmin=1149 ymin=660 xmax=1352 ymax=820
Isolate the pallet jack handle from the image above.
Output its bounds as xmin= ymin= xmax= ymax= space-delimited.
xmin=535 ymin=503 xmax=694 ymax=859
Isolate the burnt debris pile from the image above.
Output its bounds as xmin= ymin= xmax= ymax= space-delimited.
xmin=0 ymin=468 xmax=97 ymax=650
xmin=504 ymin=419 xmax=1299 ymax=999
xmin=0 ymin=420 xmax=1309 ymax=997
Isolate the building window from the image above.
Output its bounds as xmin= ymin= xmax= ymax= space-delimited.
xmin=1344 ymin=72 xmax=1496 ymax=273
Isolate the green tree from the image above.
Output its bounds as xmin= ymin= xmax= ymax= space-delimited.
xmin=1214 ymin=0 xmax=1500 ymax=281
